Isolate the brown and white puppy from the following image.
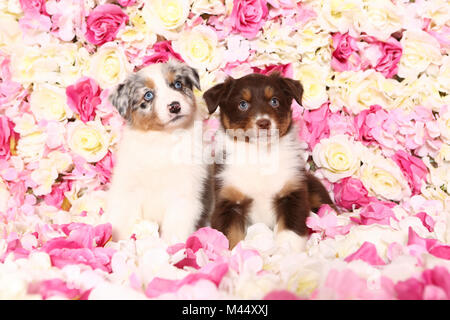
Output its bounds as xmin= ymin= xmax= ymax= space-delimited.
xmin=203 ymin=72 xmax=334 ymax=250
xmin=103 ymin=60 xmax=212 ymax=243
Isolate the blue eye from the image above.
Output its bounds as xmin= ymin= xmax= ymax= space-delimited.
xmin=174 ymin=81 xmax=182 ymax=89
xmin=239 ymin=100 xmax=249 ymax=111
xmin=144 ymin=91 xmax=154 ymax=101
xmin=270 ymin=97 xmax=279 ymax=108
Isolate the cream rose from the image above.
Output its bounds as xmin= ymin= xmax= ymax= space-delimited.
xmin=322 ymin=0 xmax=362 ymax=33
xmin=312 ymin=134 xmax=361 ymax=182
xmin=0 ymin=179 xmax=9 ymax=213
xmin=295 ymin=63 xmax=329 ymax=110
xmin=30 ymin=164 xmax=58 ymax=196
xmin=192 ymin=0 xmax=226 ymax=15
xmin=142 ymin=0 xmax=190 ymax=40
xmin=89 ymin=43 xmax=132 ymax=89
xmin=356 ymin=0 xmax=403 ymax=41
xmin=29 ymin=84 xmax=72 ymax=121
xmin=16 ymin=130 xmax=47 ymax=163
xmin=172 ymin=25 xmax=223 ymax=71
xmin=67 ymin=121 xmax=110 ymax=163
xmin=0 ymin=13 xmax=22 ymax=54
xmin=359 ymin=152 xmax=411 ymax=202
xmin=398 ymin=30 xmax=442 ymax=79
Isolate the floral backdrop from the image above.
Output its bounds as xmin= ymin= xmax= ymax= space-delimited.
xmin=0 ymin=0 xmax=449 ymax=300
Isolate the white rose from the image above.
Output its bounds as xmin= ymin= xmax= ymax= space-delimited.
xmin=30 ymin=163 xmax=58 ymax=196
xmin=67 ymin=121 xmax=110 ymax=163
xmin=398 ymin=30 xmax=442 ymax=79
xmin=321 ymin=0 xmax=362 ymax=33
xmin=89 ymin=43 xmax=132 ymax=89
xmin=29 ymin=84 xmax=72 ymax=121
xmin=0 ymin=179 xmax=10 ymax=213
xmin=359 ymin=152 xmax=411 ymax=202
xmin=172 ymin=25 xmax=223 ymax=72
xmin=312 ymin=134 xmax=361 ymax=182
xmin=0 ymin=13 xmax=22 ymax=54
xmin=355 ymin=0 xmax=403 ymax=41
xmin=142 ymin=0 xmax=190 ymax=40
xmin=295 ymin=63 xmax=329 ymax=110
xmin=191 ymin=0 xmax=226 ymax=15
xmin=16 ymin=131 xmax=47 ymax=163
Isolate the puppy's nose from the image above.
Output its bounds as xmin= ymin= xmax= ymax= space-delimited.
xmin=256 ymin=119 xmax=271 ymax=130
xmin=168 ymin=101 xmax=181 ymax=114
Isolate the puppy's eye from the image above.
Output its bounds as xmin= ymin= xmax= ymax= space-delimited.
xmin=174 ymin=81 xmax=182 ymax=90
xmin=238 ymin=100 xmax=249 ymax=111
xmin=270 ymin=97 xmax=279 ymax=108
xmin=144 ymin=91 xmax=154 ymax=101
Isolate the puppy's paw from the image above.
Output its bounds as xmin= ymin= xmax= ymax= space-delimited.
xmin=275 ymin=230 xmax=307 ymax=253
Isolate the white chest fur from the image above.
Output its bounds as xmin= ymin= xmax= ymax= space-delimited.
xmin=216 ymin=129 xmax=305 ymax=228
xmin=105 ymin=127 xmax=207 ymax=241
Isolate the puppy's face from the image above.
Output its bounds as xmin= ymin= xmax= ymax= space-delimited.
xmin=203 ymin=73 xmax=303 ymax=139
xmin=109 ymin=60 xmax=200 ymax=131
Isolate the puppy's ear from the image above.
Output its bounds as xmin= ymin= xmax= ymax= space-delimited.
xmin=203 ymin=78 xmax=234 ymax=114
xmin=280 ymin=77 xmax=303 ymax=106
xmin=182 ymin=66 xmax=201 ymax=91
xmin=270 ymin=72 xmax=303 ymax=105
xmin=109 ymin=74 xmax=143 ymax=120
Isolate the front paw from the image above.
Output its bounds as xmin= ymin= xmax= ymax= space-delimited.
xmin=275 ymin=229 xmax=307 ymax=253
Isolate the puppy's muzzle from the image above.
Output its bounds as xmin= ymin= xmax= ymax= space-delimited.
xmin=256 ymin=119 xmax=271 ymax=130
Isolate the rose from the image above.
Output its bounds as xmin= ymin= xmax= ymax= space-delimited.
xmin=85 ymin=4 xmax=129 ymax=46
xmin=0 ymin=13 xmax=23 ymax=54
xmin=30 ymin=84 xmax=72 ymax=121
xmin=229 ymin=0 xmax=269 ymax=39
xmin=331 ymin=32 xmax=361 ymax=72
xmin=117 ymin=0 xmax=136 ymax=6
xmin=398 ymin=30 xmax=442 ymax=79
xmin=142 ymin=0 xmax=190 ymax=40
xmin=361 ymin=36 xmax=402 ymax=78
xmin=88 ymin=44 xmax=131 ymax=89
xmin=142 ymin=41 xmax=184 ymax=66
xmin=359 ymin=152 xmax=411 ymax=202
xmin=355 ymin=0 xmax=402 ymax=41
xmin=294 ymin=64 xmax=329 ymax=110
xmin=392 ymin=150 xmax=428 ymax=196
xmin=321 ymin=0 xmax=363 ymax=33
xmin=19 ymin=0 xmax=47 ymax=16
xmin=333 ymin=177 xmax=373 ymax=210
xmin=0 ymin=116 xmax=16 ymax=160
xmin=66 ymin=77 xmax=101 ymax=123
xmin=67 ymin=121 xmax=110 ymax=163
xmin=172 ymin=25 xmax=222 ymax=71
xmin=312 ymin=134 xmax=361 ymax=182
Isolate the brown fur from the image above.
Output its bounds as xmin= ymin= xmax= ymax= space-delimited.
xmin=204 ymin=73 xmax=336 ymax=247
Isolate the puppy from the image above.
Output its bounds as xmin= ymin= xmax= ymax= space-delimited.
xmin=104 ymin=60 xmax=212 ymax=242
xmin=203 ymin=72 xmax=335 ymax=250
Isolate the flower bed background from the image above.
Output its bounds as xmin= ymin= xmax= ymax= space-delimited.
xmin=0 ymin=0 xmax=449 ymax=299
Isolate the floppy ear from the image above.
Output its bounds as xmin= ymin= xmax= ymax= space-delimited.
xmin=183 ymin=66 xmax=201 ymax=91
xmin=280 ymin=77 xmax=303 ymax=106
xmin=203 ymin=78 xmax=233 ymax=114
xmin=270 ymin=72 xmax=303 ymax=106
xmin=109 ymin=74 xmax=143 ymax=120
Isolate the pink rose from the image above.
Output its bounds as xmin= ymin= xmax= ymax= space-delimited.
xmin=253 ymin=63 xmax=293 ymax=77
xmin=141 ymin=41 xmax=184 ymax=67
xmin=362 ymin=36 xmax=402 ymax=78
xmin=331 ymin=32 xmax=361 ymax=71
xmin=94 ymin=151 xmax=115 ymax=184
xmin=395 ymin=267 xmax=450 ymax=300
xmin=392 ymin=150 xmax=428 ymax=195
xmin=297 ymin=103 xmax=330 ymax=149
xmin=117 ymin=0 xmax=136 ymax=7
xmin=229 ymin=0 xmax=269 ymax=39
xmin=0 ymin=116 xmax=16 ymax=160
xmin=44 ymin=180 xmax=72 ymax=208
xmin=353 ymin=105 xmax=385 ymax=144
xmin=85 ymin=4 xmax=128 ymax=45
xmin=19 ymin=0 xmax=47 ymax=16
xmin=66 ymin=77 xmax=102 ymax=123
xmin=351 ymin=201 xmax=397 ymax=226
xmin=333 ymin=177 xmax=372 ymax=210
